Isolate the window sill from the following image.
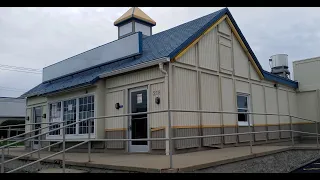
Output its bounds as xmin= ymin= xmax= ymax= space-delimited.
xmin=238 ymin=122 xmax=253 ymax=127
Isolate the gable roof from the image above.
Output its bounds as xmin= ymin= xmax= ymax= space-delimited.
xmin=21 ymin=8 xmax=298 ymax=98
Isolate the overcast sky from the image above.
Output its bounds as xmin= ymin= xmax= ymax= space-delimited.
xmin=1 ymin=7 xmax=320 ymax=97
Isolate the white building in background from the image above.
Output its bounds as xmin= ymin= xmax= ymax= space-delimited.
xmin=20 ymin=7 xmax=319 ymax=154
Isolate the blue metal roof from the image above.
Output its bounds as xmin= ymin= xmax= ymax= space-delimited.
xmin=21 ymin=8 xmax=298 ymax=98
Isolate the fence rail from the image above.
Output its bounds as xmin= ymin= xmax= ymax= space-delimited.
xmin=0 ymin=109 xmax=319 ymax=173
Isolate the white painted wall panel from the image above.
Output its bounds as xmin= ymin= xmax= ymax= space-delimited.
xmin=218 ymin=20 xmax=231 ymax=36
xmin=265 ymin=87 xmax=278 ymax=124
xmin=106 ymin=66 xmax=163 ymax=89
xmin=251 ymin=84 xmax=266 ymax=125
xmin=150 ymin=82 xmax=167 ymax=128
xmin=233 ymin=34 xmax=249 ymax=78
xmin=219 ymin=36 xmax=232 ymax=72
xmin=172 ymin=66 xmax=198 ymax=126
xmin=200 ymin=73 xmax=220 ymax=126
xmin=297 ymin=91 xmax=318 ymax=122
xmin=278 ymin=90 xmax=289 ymax=124
xmin=178 ymin=45 xmax=196 ymax=66
xmin=250 ymin=64 xmax=260 ymax=81
xmin=221 ymin=77 xmax=236 ymax=125
xmin=199 ymin=28 xmax=218 ymax=71
xmin=135 ymin=22 xmax=151 ymax=36
xmin=235 ymin=80 xmax=249 ymax=94
xmin=288 ymin=91 xmax=299 ymax=124
xmin=293 ymin=57 xmax=320 ymax=91
xmin=105 ymin=90 xmax=125 ymax=129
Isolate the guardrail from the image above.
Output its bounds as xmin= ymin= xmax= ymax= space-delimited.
xmin=0 ymin=109 xmax=319 ymax=173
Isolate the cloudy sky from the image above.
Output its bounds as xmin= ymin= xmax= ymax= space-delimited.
xmin=1 ymin=7 xmax=320 ymax=97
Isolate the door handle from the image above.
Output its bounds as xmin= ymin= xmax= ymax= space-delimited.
xmin=129 ymin=125 xmax=132 ymax=131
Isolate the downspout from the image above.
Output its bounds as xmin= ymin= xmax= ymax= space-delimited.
xmin=159 ymin=60 xmax=173 ymax=162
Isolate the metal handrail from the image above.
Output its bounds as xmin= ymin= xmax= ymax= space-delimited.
xmin=1 ymin=109 xmax=319 ymax=173
xmin=0 ymin=122 xmax=61 ymax=129
xmin=6 ymin=141 xmax=88 ymax=173
xmin=3 ymin=141 xmax=62 ymax=164
xmin=0 ymin=122 xmax=64 ymax=144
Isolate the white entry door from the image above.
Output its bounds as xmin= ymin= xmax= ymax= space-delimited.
xmin=128 ymin=87 xmax=149 ymax=152
xmin=32 ymin=107 xmax=42 ymax=150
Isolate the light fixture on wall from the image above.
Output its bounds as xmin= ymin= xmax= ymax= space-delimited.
xmin=155 ymin=97 xmax=160 ymax=104
xmin=26 ymin=116 xmax=29 ymax=121
xmin=115 ymin=103 xmax=120 ymax=110
xmin=42 ymin=114 xmax=46 ymax=118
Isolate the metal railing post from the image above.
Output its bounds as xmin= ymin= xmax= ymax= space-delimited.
xmin=1 ymin=148 xmax=4 ymax=173
xmin=7 ymin=127 xmax=10 ymax=155
xmin=37 ymin=128 xmax=41 ymax=171
xmin=168 ymin=109 xmax=173 ymax=169
xmin=88 ymin=119 xmax=91 ymax=162
xmin=248 ymin=117 xmax=253 ymax=154
xmin=290 ymin=116 xmax=294 ymax=146
xmin=62 ymin=121 xmax=66 ymax=173
xmin=316 ymin=122 xmax=319 ymax=148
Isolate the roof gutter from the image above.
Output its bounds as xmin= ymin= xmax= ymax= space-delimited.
xmin=99 ymin=57 xmax=170 ymax=78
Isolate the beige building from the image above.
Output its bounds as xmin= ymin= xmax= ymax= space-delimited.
xmin=21 ymin=7 xmax=317 ymax=154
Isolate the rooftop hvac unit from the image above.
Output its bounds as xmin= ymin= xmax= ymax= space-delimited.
xmin=269 ymin=54 xmax=290 ymax=79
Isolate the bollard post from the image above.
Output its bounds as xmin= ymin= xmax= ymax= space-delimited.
xmin=290 ymin=116 xmax=294 ymax=146
xmin=88 ymin=119 xmax=91 ymax=162
xmin=62 ymin=122 xmax=66 ymax=173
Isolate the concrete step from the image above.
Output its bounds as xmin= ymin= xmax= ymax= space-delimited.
xmin=38 ymin=168 xmax=88 ymax=173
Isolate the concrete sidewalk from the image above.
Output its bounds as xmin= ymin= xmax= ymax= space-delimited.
xmin=5 ymin=145 xmax=311 ymax=172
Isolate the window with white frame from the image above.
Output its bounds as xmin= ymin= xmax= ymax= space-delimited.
xmin=48 ymin=95 xmax=95 ymax=137
xmin=79 ymin=96 xmax=94 ymax=134
xmin=49 ymin=102 xmax=61 ymax=135
xmin=237 ymin=93 xmax=250 ymax=126
xmin=63 ymin=99 xmax=77 ymax=135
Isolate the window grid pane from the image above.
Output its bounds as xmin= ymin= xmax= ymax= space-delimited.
xmin=237 ymin=95 xmax=249 ymax=123
xmin=49 ymin=102 xmax=61 ymax=135
xmin=63 ymin=99 xmax=76 ymax=135
xmin=79 ymin=96 xmax=94 ymax=134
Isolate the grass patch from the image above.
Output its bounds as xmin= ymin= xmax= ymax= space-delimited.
xmin=0 ymin=141 xmax=24 ymax=147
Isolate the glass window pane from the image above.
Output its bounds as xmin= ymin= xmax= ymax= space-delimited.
xmin=237 ymin=95 xmax=248 ymax=109
xmin=238 ymin=109 xmax=248 ymax=122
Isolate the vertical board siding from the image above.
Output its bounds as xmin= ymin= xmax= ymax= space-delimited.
xmin=219 ymin=36 xmax=232 ymax=72
xmin=268 ymin=125 xmax=280 ymax=139
xmin=151 ymin=129 xmax=165 ymax=149
xmin=238 ymin=126 xmax=251 ymax=142
xmin=174 ymin=128 xmax=200 ymax=149
xmin=221 ymin=77 xmax=236 ymax=125
xmin=172 ymin=66 xmax=198 ymax=127
xmin=218 ymin=20 xmax=231 ymax=36
xmin=106 ymin=66 xmax=164 ymax=89
xmin=105 ymin=131 xmax=126 ymax=149
xmin=199 ymin=28 xmax=218 ymax=71
xmin=150 ymin=83 xmax=167 ymax=128
xmin=265 ymin=87 xmax=279 ymax=125
xmin=278 ymin=90 xmax=290 ymax=125
xmin=233 ymin=33 xmax=249 ymax=78
xmin=280 ymin=124 xmax=291 ymax=138
xmin=105 ymin=90 xmax=125 ymax=130
xmin=251 ymin=84 xmax=266 ymax=127
xmin=254 ymin=126 xmax=267 ymax=141
xmin=224 ymin=127 xmax=237 ymax=144
xmin=200 ymin=73 xmax=220 ymax=126
xmin=178 ymin=44 xmax=196 ymax=66
xmin=202 ymin=128 xmax=222 ymax=146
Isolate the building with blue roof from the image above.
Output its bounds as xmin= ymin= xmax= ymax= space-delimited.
xmin=22 ymin=7 xmax=315 ymax=154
